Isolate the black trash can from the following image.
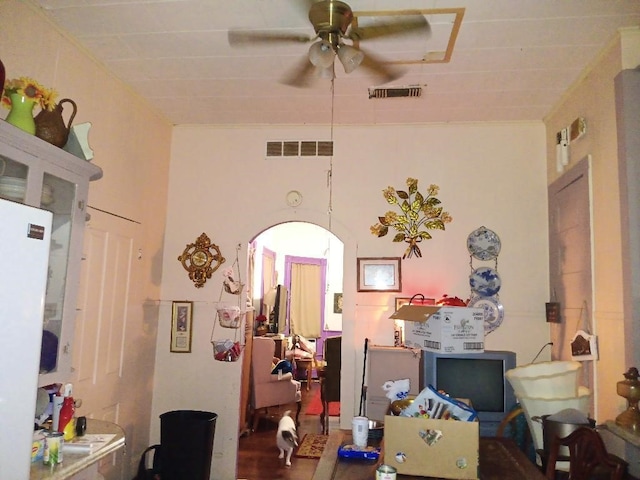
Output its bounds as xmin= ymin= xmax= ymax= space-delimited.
xmin=159 ymin=410 xmax=217 ymax=480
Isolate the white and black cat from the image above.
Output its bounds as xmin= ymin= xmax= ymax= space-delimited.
xmin=276 ymin=410 xmax=298 ymax=467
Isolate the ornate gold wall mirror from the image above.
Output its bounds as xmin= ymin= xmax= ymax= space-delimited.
xmin=178 ymin=232 xmax=225 ymax=288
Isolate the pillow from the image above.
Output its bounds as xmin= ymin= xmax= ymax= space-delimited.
xmin=271 ymin=359 xmax=293 ymax=375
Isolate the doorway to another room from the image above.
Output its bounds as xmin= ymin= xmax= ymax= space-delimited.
xmin=251 ymin=221 xmax=343 ymax=364
xmin=237 ymin=222 xmax=344 ymax=476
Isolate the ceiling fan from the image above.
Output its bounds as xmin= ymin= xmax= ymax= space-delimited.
xmin=227 ymin=0 xmax=431 ymax=87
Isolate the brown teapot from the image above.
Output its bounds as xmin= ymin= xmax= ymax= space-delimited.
xmin=35 ymin=98 xmax=77 ymax=148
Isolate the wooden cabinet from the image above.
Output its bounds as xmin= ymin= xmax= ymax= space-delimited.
xmin=366 ymin=345 xmax=422 ymax=421
xmin=0 ymin=121 xmax=102 ymax=386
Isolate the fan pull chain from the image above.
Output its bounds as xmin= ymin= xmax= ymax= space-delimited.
xmin=327 ymin=76 xmax=335 ymax=231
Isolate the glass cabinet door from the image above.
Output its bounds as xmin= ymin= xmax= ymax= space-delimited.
xmin=40 ymin=172 xmax=76 ymax=375
xmin=0 ymin=155 xmax=29 ymax=202
xmin=0 ymin=121 xmax=102 ymax=386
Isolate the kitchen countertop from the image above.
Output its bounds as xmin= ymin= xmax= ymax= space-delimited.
xmin=30 ymin=419 xmax=125 ymax=480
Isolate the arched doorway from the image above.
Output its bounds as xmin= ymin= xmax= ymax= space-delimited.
xmin=250 ymin=221 xmax=344 ymax=369
xmin=237 ymin=221 xmax=344 ymax=473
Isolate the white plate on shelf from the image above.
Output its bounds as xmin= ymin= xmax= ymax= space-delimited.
xmin=0 ymin=176 xmax=53 ymax=205
xmin=467 ymin=226 xmax=501 ymax=261
xmin=469 ymin=266 xmax=501 ymax=296
xmin=468 ymin=295 xmax=504 ymax=334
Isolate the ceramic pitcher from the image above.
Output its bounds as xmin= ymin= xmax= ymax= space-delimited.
xmin=35 ymin=98 xmax=77 ymax=148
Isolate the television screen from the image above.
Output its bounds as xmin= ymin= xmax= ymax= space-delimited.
xmin=436 ymin=358 xmax=505 ymax=412
xmin=420 ymin=350 xmax=516 ymax=436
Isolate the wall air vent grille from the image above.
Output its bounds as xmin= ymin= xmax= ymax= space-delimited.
xmin=300 ymin=141 xmax=317 ymax=156
xmin=283 ymin=141 xmax=299 ymax=156
xmin=368 ymin=86 xmax=422 ymax=99
xmin=266 ymin=142 xmax=282 ymax=156
xmin=266 ymin=141 xmax=334 ymax=158
xmin=317 ymin=141 xmax=333 ymax=156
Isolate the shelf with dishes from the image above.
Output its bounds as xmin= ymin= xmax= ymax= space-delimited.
xmin=0 ymin=120 xmax=102 ymax=387
xmin=0 ymin=175 xmax=54 ymax=205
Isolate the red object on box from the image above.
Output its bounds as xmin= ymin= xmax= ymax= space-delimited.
xmin=436 ymin=294 xmax=468 ymax=307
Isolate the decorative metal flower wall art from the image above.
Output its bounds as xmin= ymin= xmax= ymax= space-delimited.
xmin=370 ymin=178 xmax=453 ymax=259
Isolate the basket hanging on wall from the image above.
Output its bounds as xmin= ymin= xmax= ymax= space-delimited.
xmin=570 ymin=301 xmax=598 ymax=361
xmin=210 ymin=244 xmax=246 ymax=362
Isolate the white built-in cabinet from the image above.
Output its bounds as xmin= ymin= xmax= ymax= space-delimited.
xmin=0 ymin=121 xmax=102 ymax=387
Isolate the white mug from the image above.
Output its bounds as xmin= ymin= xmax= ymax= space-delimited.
xmin=352 ymin=416 xmax=369 ymax=449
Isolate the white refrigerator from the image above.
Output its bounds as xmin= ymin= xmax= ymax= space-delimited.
xmin=0 ymin=198 xmax=52 ymax=479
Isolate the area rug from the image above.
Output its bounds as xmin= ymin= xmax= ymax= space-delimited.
xmin=303 ymin=389 xmax=340 ymax=416
xmin=295 ymin=433 xmax=328 ymax=459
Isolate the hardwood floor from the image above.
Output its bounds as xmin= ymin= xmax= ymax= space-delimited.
xmin=237 ymin=380 xmax=339 ymax=480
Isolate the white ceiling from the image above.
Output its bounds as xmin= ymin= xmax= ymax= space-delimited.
xmin=32 ymin=0 xmax=640 ymax=126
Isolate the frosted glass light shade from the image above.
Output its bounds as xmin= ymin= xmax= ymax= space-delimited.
xmin=308 ymin=40 xmax=335 ymax=68
xmin=337 ymin=44 xmax=364 ymax=73
xmin=318 ymin=65 xmax=334 ymax=79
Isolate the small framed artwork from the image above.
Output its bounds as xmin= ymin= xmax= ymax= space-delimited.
xmin=333 ymin=293 xmax=343 ymax=313
xmin=395 ymin=296 xmax=436 ymax=311
xmin=357 ymin=257 xmax=402 ymax=292
xmin=171 ymin=301 xmax=193 ymax=353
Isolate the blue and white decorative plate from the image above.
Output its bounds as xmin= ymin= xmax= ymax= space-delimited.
xmin=469 ymin=267 xmax=501 ymax=296
xmin=467 ymin=226 xmax=501 ymax=261
xmin=468 ymin=295 xmax=504 ymax=334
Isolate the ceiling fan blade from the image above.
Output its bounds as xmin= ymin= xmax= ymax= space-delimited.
xmin=228 ymin=29 xmax=314 ymax=47
xmin=358 ymin=48 xmax=406 ymax=84
xmin=280 ymin=55 xmax=318 ymax=88
xmin=348 ymin=14 xmax=431 ymax=41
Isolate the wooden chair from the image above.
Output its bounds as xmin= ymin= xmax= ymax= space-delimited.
xmin=497 ymin=405 xmax=526 ymax=437
xmin=497 ymin=405 xmax=536 ymax=464
xmin=321 ymin=335 xmax=341 ymax=434
xmin=544 ymin=427 xmax=628 ymax=480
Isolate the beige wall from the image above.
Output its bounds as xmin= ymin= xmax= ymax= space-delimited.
xmin=544 ymin=28 xmax=640 ymax=422
xmin=5 ymin=2 xmax=636 ymax=479
xmin=158 ymin=122 xmax=549 ymax=478
xmin=1 ymin=1 xmax=172 ymax=477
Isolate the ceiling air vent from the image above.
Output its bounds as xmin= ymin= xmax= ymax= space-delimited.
xmin=368 ymin=86 xmax=422 ymax=99
xmin=266 ymin=141 xmax=334 ymax=158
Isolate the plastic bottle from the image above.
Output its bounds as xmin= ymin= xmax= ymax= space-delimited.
xmin=51 ymin=394 xmax=64 ymax=431
xmin=57 ymin=396 xmax=75 ymax=436
xmin=57 ymin=383 xmax=76 ymax=440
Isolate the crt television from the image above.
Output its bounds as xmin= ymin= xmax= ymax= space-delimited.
xmin=420 ymin=350 xmax=517 ymax=437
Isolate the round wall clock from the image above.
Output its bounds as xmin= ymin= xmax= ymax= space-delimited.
xmin=177 ymin=232 xmax=225 ymax=288
xmin=286 ymin=190 xmax=303 ymax=207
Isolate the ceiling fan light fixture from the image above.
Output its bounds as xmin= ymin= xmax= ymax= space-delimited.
xmin=318 ymin=65 xmax=334 ymax=79
xmin=309 ymin=40 xmax=335 ymax=68
xmin=337 ymin=44 xmax=364 ymax=74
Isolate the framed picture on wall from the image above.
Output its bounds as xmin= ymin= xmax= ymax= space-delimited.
xmin=333 ymin=293 xmax=343 ymax=313
xmin=171 ymin=301 xmax=193 ymax=353
xmin=357 ymin=257 xmax=402 ymax=292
